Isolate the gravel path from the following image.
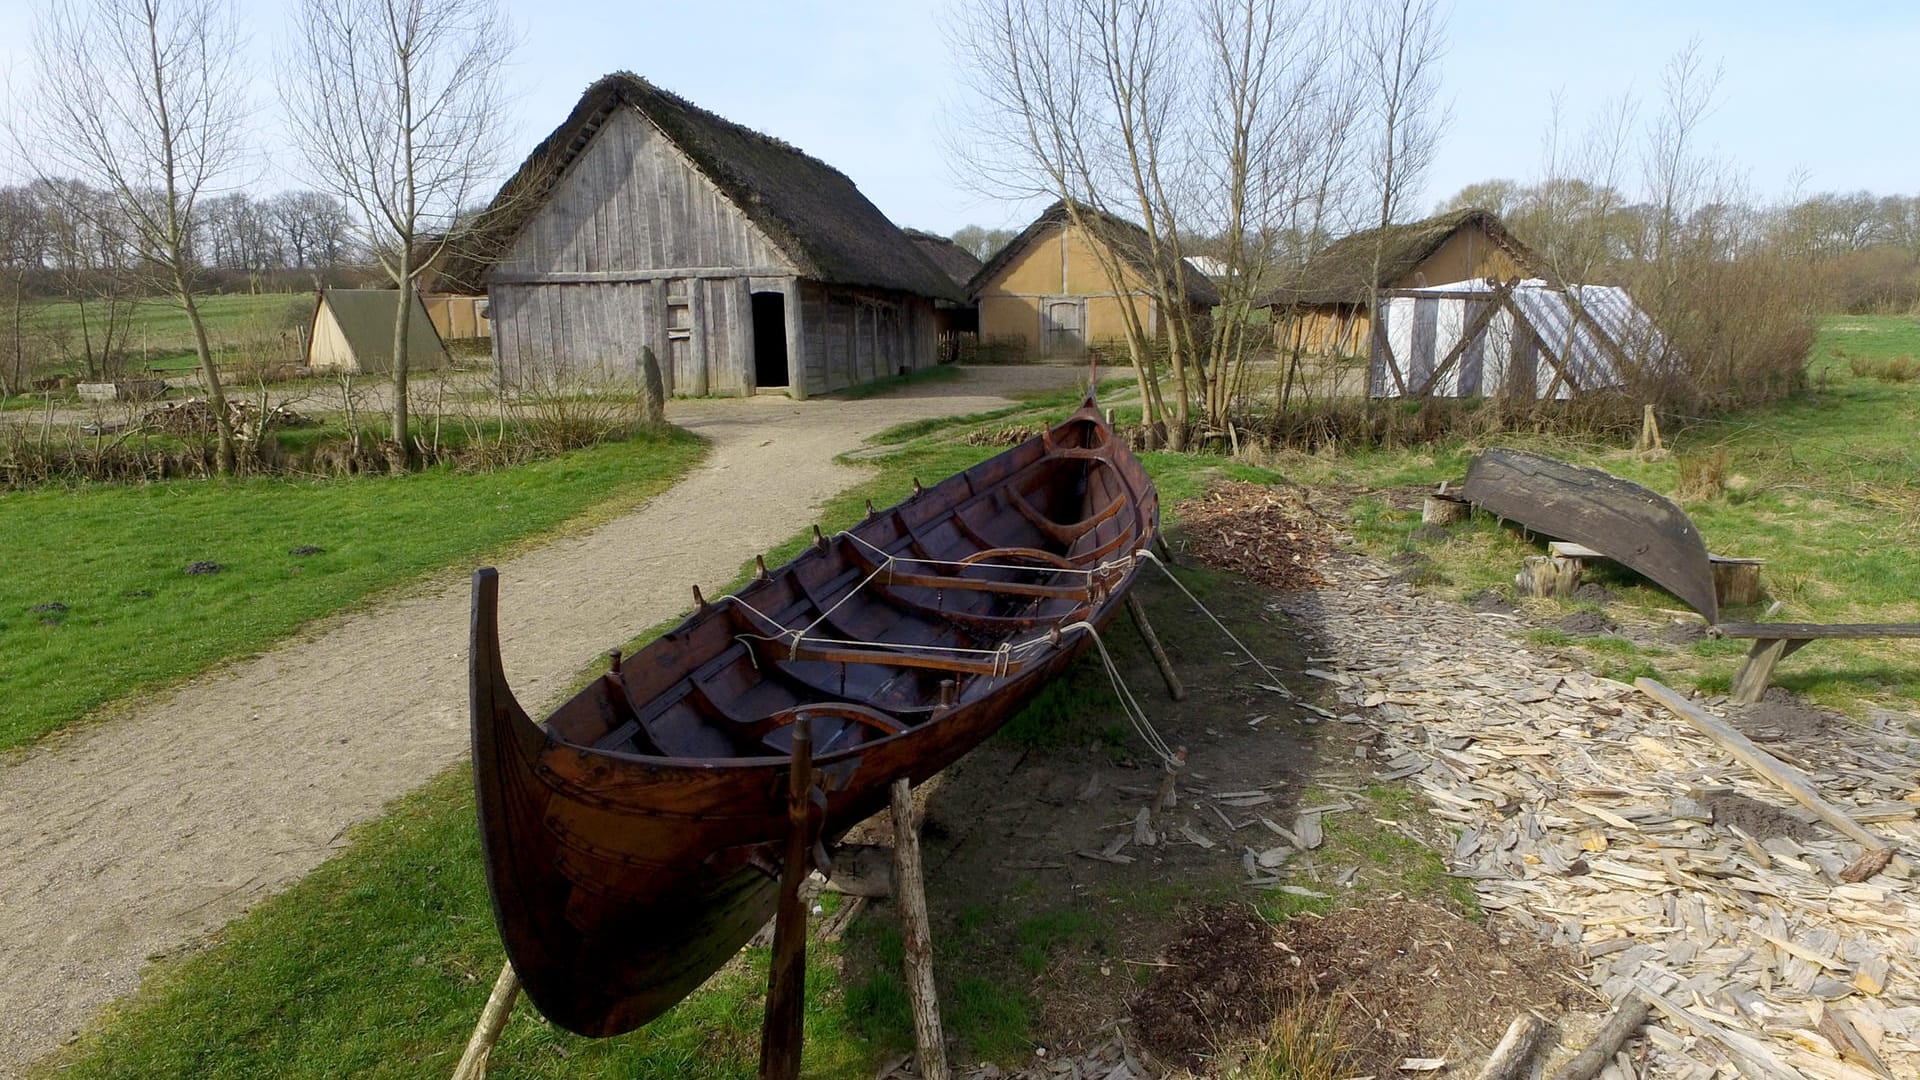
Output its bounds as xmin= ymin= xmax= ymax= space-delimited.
xmin=0 ymin=366 xmax=1090 ymax=1076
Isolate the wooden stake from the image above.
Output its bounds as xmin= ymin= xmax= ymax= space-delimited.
xmin=1515 ymin=555 xmax=1580 ymax=599
xmin=1549 ymin=996 xmax=1647 ymax=1080
xmin=1125 ymin=594 xmax=1186 ymax=701
xmin=1636 ymin=678 xmax=1909 ymax=871
xmin=451 ymin=963 xmax=520 ymax=1080
xmin=759 ymin=719 xmax=816 ymax=1080
xmin=891 ymin=778 xmax=948 ymax=1080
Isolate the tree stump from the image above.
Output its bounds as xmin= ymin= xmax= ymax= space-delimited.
xmin=638 ymin=346 xmax=666 ymax=429
xmin=1422 ymin=494 xmax=1470 ymax=526
xmin=1712 ymin=559 xmax=1764 ymax=607
xmin=1515 ymin=555 xmax=1580 ymax=599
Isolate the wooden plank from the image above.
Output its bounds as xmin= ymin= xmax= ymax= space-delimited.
xmin=1731 ymin=638 xmax=1802 ymax=704
xmin=1716 ymin=623 xmax=1920 ymax=640
xmin=450 ymin=963 xmax=520 ymax=1080
xmin=1635 ymin=679 xmax=1907 ymax=871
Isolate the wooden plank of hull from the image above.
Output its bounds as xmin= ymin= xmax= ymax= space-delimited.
xmin=1461 ymin=447 xmax=1718 ymax=623
xmin=470 ymin=398 xmax=1159 ymax=1037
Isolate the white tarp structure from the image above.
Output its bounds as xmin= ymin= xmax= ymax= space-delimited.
xmin=1371 ymin=278 xmax=1671 ymax=399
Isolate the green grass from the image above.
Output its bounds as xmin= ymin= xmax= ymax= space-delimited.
xmin=1253 ymin=784 xmax=1481 ymax=923
xmin=20 ymin=293 xmax=307 ymax=374
xmin=1283 ymin=314 xmax=1920 ymax=714
xmin=0 ymin=428 xmax=707 ymax=750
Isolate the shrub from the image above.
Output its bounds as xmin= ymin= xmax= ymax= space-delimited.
xmin=1677 ymin=447 xmax=1729 ymax=502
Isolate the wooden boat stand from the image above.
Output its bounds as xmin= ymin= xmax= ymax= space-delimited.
xmin=452 ymin=596 xmax=1187 ymax=1078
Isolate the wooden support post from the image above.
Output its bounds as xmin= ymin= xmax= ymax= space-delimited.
xmin=890 ymin=778 xmax=947 ymax=1080
xmin=451 ymin=963 xmax=520 ymax=1080
xmin=1712 ymin=559 xmax=1765 ymax=607
xmin=759 ymin=719 xmax=816 ymax=1080
xmin=1636 ymin=678 xmax=1909 ymax=872
xmin=1636 ymin=403 xmax=1663 ymax=454
xmin=1730 ymin=637 xmax=1806 ymax=704
xmin=1125 ymin=593 xmax=1186 ymax=701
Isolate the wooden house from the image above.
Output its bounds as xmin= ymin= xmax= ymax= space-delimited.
xmin=903 ymin=228 xmax=981 ymax=360
xmin=1264 ymin=208 xmax=1534 ymax=356
xmin=305 ymin=289 xmax=449 ymax=374
xmin=436 ymin=73 xmax=961 ymax=398
xmin=422 ymin=293 xmax=490 ymax=340
xmin=967 ymin=201 xmax=1219 ymax=360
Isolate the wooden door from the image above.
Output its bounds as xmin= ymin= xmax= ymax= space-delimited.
xmin=1042 ymin=298 xmax=1085 ymax=357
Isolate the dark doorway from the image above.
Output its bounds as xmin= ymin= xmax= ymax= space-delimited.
xmin=752 ymin=292 xmax=789 ymax=388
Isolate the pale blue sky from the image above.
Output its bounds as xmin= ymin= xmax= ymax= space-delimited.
xmin=1 ymin=1 xmax=1913 ymax=234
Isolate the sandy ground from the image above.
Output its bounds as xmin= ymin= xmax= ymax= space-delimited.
xmin=0 ymin=365 xmax=1094 ymax=1077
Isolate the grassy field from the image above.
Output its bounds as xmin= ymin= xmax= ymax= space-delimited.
xmin=19 ymin=292 xmax=307 ymax=374
xmin=1277 ymin=314 xmax=1920 ymax=713
xmin=0 ymin=429 xmax=706 ymax=750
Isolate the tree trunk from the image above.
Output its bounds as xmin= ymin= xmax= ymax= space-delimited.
xmin=392 ymin=281 xmax=414 ymax=465
xmin=178 ymin=277 xmax=236 ymax=475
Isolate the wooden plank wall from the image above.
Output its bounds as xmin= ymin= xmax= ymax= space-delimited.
xmin=795 ymin=283 xmax=938 ymax=395
xmin=494 ymin=277 xmax=760 ymax=394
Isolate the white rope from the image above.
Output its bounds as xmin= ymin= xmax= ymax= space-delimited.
xmin=1135 ymin=549 xmax=1287 ymax=688
xmin=838 ymin=530 xmax=1139 ymax=582
xmin=1056 ymin=619 xmax=1180 ymax=767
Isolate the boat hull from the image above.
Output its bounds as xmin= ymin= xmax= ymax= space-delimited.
xmin=471 ymin=401 xmax=1157 ymax=1036
xmin=1462 ymin=447 xmax=1717 ymax=622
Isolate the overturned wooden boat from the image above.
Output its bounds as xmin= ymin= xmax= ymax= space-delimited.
xmin=470 ymin=394 xmax=1157 ymax=1037
xmin=1461 ymin=447 xmax=1718 ymax=622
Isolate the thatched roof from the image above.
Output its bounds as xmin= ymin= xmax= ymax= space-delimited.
xmin=903 ymin=229 xmax=983 ymax=294
xmin=1261 ymin=208 xmax=1534 ymax=309
xmin=432 ymin=73 xmax=962 ymax=302
xmin=309 ymin=289 xmax=447 ymax=374
xmin=967 ymin=200 xmax=1222 ymax=307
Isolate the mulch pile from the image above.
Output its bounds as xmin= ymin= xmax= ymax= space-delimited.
xmin=1172 ymin=481 xmax=1339 ymax=591
xmin=1130 ymin=901 xmax=1579 ymax=1076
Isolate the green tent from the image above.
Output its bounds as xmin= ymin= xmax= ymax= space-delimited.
xmin=307 ymin=289 xmax=450 ymax=374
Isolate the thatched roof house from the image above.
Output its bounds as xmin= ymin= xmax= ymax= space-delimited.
xmin=306 ymin=289 xmax=448 ymax=374
xmin=1265 ymin=208 xmax=1535 ymax=356
xmin=446 ymin=72 xmax=960 ymax=396
xmin=903 ymin=229 xmax=984 ymax=294
xmin=968 ymin=200 xmax=1218 ymax=359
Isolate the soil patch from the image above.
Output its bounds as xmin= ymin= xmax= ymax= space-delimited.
xmin=1728 ymin=697 xmax=1840 ymax=743
xmin=1410 ymin=522 xmax=1453 ymax=543
xmin=1557 ymin=609 xmax=1618 ymax=635
xmin=1131 ymin=900 xmax=1580 ymax=1075
xmin=1467 ymin=588 xmax=1516 ymax=614
xmin=1173 ymin=481 xmax=1339 ymax=591
xmin=1572 ymin=582 xmax=1615 ymax=604
xmin=1702 ymin=791 xmax=1819 ymax=842
xmin=1659 ymin=620 xmax=1707 ymax=645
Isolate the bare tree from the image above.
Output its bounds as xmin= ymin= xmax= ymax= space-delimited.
xmin=282 ymin=0 xmax=515 ymax=463
xmin=17 ymin=0 xmax=248 ymax=472
xmin=950 ymin=0 xmax=1373 ymax=445
xmin=1351 ymin=0 xmax=1448 ymax=349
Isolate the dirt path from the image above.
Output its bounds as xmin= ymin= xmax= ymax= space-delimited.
xmin=0 ymin=365 xmax=1090 ymax=1076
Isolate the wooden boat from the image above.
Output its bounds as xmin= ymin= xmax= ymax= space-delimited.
xmin=470 ymin=394 xmax=1158 ymax=1037
xmin=1461 ymin=447 xmax=1718 ymax=622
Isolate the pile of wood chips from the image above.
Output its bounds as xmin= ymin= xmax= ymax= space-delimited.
xmin=1173 ymin=481 xmax=1339 ymax=592
xmin=1268 ymin=555 xmax=1920 ymax=1079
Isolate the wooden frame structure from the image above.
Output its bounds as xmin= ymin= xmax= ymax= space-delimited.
xmin=1714 ymin=622 xmax=1920 ymax=704
xmin=1370 ymin=278 xmax=1644 ymax=400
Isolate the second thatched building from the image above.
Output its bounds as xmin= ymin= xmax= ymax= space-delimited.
xmin=439 ymin=73 xmax=962 ymax=398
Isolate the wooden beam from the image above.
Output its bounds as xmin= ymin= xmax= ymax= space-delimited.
xmin=490 ymin=266 xmax=795 ymax=285
xmin=1635 ymin=678 xmax=1908 ymax=871
xmin=1550 ymin=997 xmax=1649 ymax=1080
xmin=1730 ymin=637 xmax=1808 ymax=703
xmin=450 ymin=964 xmax=520 ymax=1080
xmin=1716 ymin=622 xmax=1920 ymax=639
xmin=1125 ymin=594 xmax=1186 ymax=701
xmin=1475 ymin=1013 xmax=1553 ymax=1080
xmin=1415 ymin=281 xmax=1512 ymax=396
xmin=1370 ymin=307 xmax=1409 ymax=396
xmin=759 ymin=720 xmax=817 ymax=1080
xmin=890 ymin=779 xmax=948 ymax=1080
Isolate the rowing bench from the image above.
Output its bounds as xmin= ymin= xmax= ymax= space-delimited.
xmin=1714 ymin=622 xmax=1920 ymax=703
xmin=1541 ymin=541 xmax=1765 ymax=607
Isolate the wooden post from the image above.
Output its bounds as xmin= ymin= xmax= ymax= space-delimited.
xmin=450 ymin=963 xmax=520 ymax=1080
xmin=1730 ymin=637 xmax=1805 ymax=704
xmin=1636 ymin=404 xmax=1663 ymax=454
xmin=759 ymin=719 xmax=816 ymax=1080
xmin=1550 ymin=997 xmax=1649 ymax=1080
xmin=1636 ymin=678 xmax=1909 ymax=872
xmin=1125 ymin=593 xmax=1186 ymax=701
xmin=1421 ymin=494 xmax=1470 ymax=526
xmin=1712 ymin=559 xmax=1765 ymax=607
xmin=890 ymin=778 xmax=947 ymax=1080
xmin=1475 ymin=1013 xmax=1552 ymax=1080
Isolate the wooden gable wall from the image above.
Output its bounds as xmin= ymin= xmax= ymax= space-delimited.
xmin=975 ymin=222 xmax=1156 ymax=358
